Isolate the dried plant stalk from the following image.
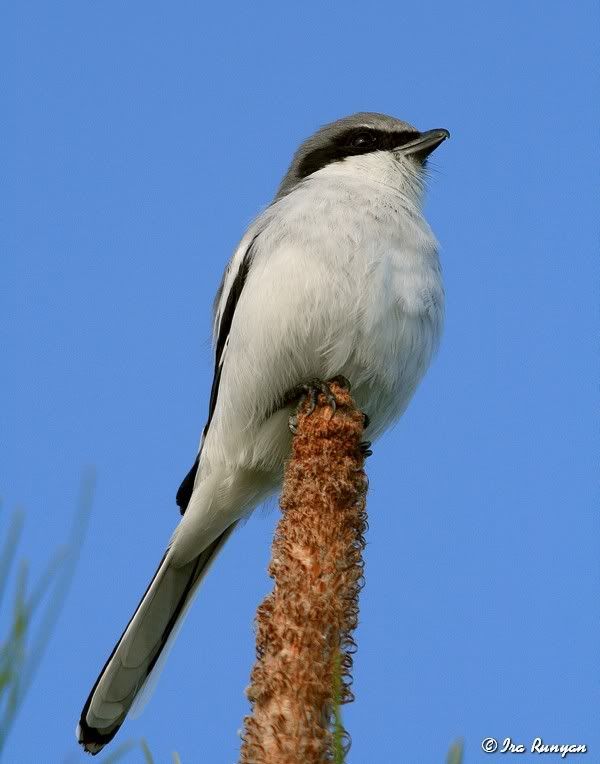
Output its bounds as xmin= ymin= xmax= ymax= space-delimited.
xmin=240 ymin=381 xmax=368 ymax=764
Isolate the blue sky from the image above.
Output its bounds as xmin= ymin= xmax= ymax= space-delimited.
xmin=2 ymin=2 xmax=598 ymax=762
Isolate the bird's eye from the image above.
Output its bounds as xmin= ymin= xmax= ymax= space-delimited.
xmin=350 ymin=132 xmax=378 ymax=149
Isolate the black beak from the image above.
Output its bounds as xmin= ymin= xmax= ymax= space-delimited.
xmin=400 ymin=128 xmax=450 ymax=161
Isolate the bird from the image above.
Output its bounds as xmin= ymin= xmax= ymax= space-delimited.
xmin=76 ymin=111 xmax=449 ymax=754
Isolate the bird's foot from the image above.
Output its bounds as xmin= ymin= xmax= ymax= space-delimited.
xmin=284 ymin=375 xmax=351 ymax=421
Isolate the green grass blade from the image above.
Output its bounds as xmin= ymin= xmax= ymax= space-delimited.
xmin=24 ymin=545 xmax=69 ymax=617
xmin=0 ymin=560 xmax=29 ymax=750
xmin=0 ymin=471 xmax=95 ymax=753
xmin=446 ymin=738 xmax=464 ymax=764
xmin=140 ymin=738 xmax=155 ymax=764
xmin=17 ymin=470 xmax=95 ymax=703
xmin=0 ymin=510 xmax=25 ymax=615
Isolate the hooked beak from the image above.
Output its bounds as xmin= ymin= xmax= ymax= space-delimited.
xmin=400 ymin=128 xmax=450 ymax=161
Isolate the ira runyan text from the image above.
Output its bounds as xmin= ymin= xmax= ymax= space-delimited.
xmin=501 ymin=737 xmax=587 ymax=757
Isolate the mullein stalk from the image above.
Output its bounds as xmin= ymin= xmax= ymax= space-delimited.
xmin=240 ymin=381 xmax=368 ymax=764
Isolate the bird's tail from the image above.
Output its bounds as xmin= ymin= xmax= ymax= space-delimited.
xmin=76 ymin=524 xmax=235 ymax=755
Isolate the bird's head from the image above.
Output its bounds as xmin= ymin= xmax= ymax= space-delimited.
xmin=276 ymin=112 xmax=449 ymax=201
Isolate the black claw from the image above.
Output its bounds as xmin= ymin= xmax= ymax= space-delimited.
xmin=359 ymin=440 xmax=373 ymax=458
xmin=317 ymin=381 xmax=338 ymax=414
xmin=330 ymin=374 xmax=351 ymax=391
xmin=362 ymin=412 xmax=370 ymax=429
xmin=304 ymin=385 xmax=321 ymax=416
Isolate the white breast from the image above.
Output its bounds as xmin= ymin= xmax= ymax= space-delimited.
xmin=257 ymin=169 xmax=444 ymax=437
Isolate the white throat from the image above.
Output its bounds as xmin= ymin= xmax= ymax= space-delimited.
xmin=308 ymin=150 xmax=425 ymax=209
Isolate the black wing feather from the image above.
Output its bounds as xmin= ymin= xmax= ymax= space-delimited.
xmin=175 ymin=236 xmax=258 ymax=514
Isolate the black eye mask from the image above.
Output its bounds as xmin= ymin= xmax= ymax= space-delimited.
xmin=297 ymin=128 xmax=422 ymax=180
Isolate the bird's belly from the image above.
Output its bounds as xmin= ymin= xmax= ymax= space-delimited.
xmin=247 ymin=294 xmax=440 ymax=477
xmin=335 ymin=305 xmax=440 ymax=440
xmin=317 ymin=246 xmax=443 ymax=439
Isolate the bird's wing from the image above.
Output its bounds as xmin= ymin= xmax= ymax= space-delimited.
xmin=208 ymin=231 xmax=260 ymax=433
xmin=175 ymin=231 xmax=260 ymax=514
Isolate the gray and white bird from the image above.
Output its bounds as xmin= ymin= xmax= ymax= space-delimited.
xmin=77 ymin=112 xmax=448 ymax=754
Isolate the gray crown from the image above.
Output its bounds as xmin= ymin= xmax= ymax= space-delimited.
xmin=276 ymin=112 xmax=418 ymax=198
